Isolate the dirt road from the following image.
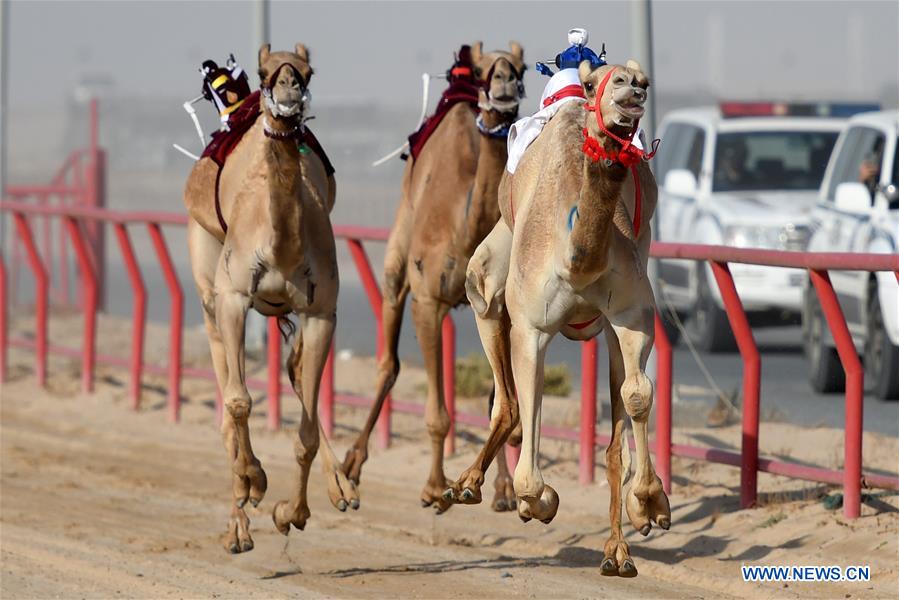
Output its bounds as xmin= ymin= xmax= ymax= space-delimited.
xmin=1 ymin=325 xmax=897 ymax=598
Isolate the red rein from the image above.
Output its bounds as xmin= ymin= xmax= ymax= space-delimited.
xmin=581 ymin=66 xmax=661 ymax=237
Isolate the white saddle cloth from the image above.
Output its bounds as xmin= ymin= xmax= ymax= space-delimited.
xmin=506 ymin=68 xmax=644 ymax=174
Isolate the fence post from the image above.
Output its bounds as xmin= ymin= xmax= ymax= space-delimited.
xmin=442 ymin=314 xmax=456 ymax=456
xmin=321 ymin=340 xmax=335 ymax=437
xmin=147 ymin=223 xmax=182 ymax=423
xmin=809 ymin=269 xmax=863 ymax=519
xmin=13 ymin=213 xmax=48 ymax=387
xmin=710 ymin=261 xmax=760 ymax=509
xmin=267 ymin=317 xmax=281 ymax=431
xmin=653 ymin=310 xmax=673 ymax=494
xmin=579 ymin=338 xmax=598 ymax=485
xmin=112 ymin=223 xmax=146 ymax=409
xmin=346 ymin=239 xmax=391 ymax=448
xmin=63 ymin=217 xmax=98 ymax=393
xmin=0 ymin=252 xmax=7 ymax=383
xmin=86 ymin=99 xmax=106 ymax=310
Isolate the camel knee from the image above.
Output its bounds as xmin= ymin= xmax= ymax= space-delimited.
xmin=621 ymin=374 xmax=653 ymax=421
xmin=377 ymin=353 xmax=400 ymax=382
xmin=294 ymin=421 xmax=320 ymax=465
xmin=383 ymin=268 xmax=405 ymax=305
xmin=225 ymin=395 xmax=252 ymax=421
xmin=426 ymin=408 xmax=450 ymax=441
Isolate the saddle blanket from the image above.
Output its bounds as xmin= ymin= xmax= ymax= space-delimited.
xmin=200 ymin=90 xmax=335 ymax=176
xmin=406 ymin=78 xmax=480 ymax=162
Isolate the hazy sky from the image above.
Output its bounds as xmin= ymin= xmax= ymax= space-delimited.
xmin=7 ymin=0 xmax=898 ymax=114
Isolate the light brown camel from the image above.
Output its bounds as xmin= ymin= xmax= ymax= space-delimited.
xmin=340 ymin=42 xmax=526 ymax=514
xmin=444 ymin=59 xmax=671 ymax=577
xmin=183 ymin=43 xmax=355 ymax=554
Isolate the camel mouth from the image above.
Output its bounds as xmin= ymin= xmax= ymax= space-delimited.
xmin=487 ymin=96 xmax=520 ymax=113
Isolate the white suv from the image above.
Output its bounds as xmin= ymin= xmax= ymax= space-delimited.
xmin=804 ymin=110 xmax=899 ymax=400
xmin=653 ymin=103 xmax=863 ymax=352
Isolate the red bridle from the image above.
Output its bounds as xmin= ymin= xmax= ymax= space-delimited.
xmin=581 ymin=67 xmax=660 ymax=168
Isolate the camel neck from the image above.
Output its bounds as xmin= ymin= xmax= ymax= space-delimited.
xmin=462 ymin=115 xmax=510 ymax=253
xmin=262 ymin=116 xmax=304 ymax=269
xmin=565 ymin=135 xmax=628 ymax=284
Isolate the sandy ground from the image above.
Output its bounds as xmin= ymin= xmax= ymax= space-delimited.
xmin=1 ymin=313 xmax=898 ymax=599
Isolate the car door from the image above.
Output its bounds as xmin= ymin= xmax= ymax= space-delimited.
xmin=820 ymin=126 xmax=885 ymax=335
xmin=655 ymin=122 xmax=707 ymax=306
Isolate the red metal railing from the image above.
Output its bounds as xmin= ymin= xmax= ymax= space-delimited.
xmin=2 ymin=196 xmax=898 ymax=520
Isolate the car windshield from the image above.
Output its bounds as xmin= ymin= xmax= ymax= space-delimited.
xmin=713 ymin=130 xmax=839 ymax=192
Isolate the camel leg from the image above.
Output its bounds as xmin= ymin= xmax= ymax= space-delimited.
xmin=609 ymin=304 xmax=671 ymax=537
xmin=214 ymin=267 xmax=268 ymax=513
xmin=187 ymin=220 xmax=256 ymax=553
xmin=601 ymin=329 xmax=638 ymax=577
xmin=411 ymin=297 xmax=454 ymax=513
xmin=445 ymin=310 xmax=518 ymax=509
xmin=274 ymin=314 xmax=358 ymax=535
xmin=341 ymin=203 xmax=412 ymax=485
xmin=510 ymin=321 xmax=558 ymax=524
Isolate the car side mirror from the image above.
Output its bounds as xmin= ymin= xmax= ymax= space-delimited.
xmin=834 ymin=182 xmax=872 ymax=213
xmin=878 ymin=182 xmax=899 ymax=203
xmin=664 ymin=169 xmax=698 ymax=197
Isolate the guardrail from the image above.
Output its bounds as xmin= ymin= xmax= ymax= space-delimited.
xmin=2 ymin=199 xmax=898 ymax=522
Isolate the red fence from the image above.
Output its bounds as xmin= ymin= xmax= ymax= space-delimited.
xmin=3 ymin=197 xmax=899 ymax=521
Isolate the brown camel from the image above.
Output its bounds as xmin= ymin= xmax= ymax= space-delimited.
xmin=183 ymin=43 xmax=355 ymax=554
xmin=340 ymin=42 xmax=526 ymax=514
xmin=444 ymin=59 xmax=671 ymax=577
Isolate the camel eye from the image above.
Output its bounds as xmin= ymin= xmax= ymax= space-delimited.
xmin=584 ymin=82 xmax=594 ymax=91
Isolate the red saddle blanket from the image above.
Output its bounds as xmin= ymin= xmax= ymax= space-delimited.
xmin=201 ymin=90 xmax=335 ymax=176
xmin=406 ymin=80 xmax=480 ymax=161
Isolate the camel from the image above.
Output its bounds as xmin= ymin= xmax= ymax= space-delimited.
xmin=340 ymin=42 xmax=527 ymax=514
xmin=183 ymin=43 xmax=355 ymax=554
xmin=443 ymin=59 xmax=671 ymax=577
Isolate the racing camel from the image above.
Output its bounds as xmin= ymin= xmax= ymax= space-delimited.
xmin=183 ymin=44 xmax=355 ymax=553
xmin=445 ymin=59 xmax=671 ymax=577
xmin=340 ymin=42 xmax=526 ymax=514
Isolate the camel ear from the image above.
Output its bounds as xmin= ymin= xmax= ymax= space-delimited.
xmin=626 ymin=59 xmax=643 ymax=73
xmin=509 ymin=41 xmax=523 ymax=61
xmin=259 ymin=43 xmax=271 ymax=67
xmin=295 ymin=43 xmax=310 ymax=63
xmin=578 ymin=60 xmax=596 ymax=84
xmin=471 ymin=41 xmax=483 ymax=65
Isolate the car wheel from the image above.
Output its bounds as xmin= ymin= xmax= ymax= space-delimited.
xmin=865 ymin=284 xmax=899 ymax=400
xmin=686 ymin=270 xmax=736 ymax=353
xmin=805 ymin=291 xmax=845 ymax=393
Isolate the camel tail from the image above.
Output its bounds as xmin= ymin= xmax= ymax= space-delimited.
xmin=277 ymin=316 xmax=297 ymax=343
xmin=621 ymin=430 xmax=633 ymax=488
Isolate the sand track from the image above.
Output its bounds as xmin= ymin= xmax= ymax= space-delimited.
xmin=1 ymin=324 xmax=897 ymax=598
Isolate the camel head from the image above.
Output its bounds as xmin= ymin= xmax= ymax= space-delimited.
xmin=258 ymin=43 xmax=314 ymax=121
xmin=471 ymin=41 xmax=526 ymax=114
xmin=579 ymin=59 xmax=649 ymax=137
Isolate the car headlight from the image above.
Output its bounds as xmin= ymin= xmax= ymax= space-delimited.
xmin=724 ymin=225 xmax=783 ymax=249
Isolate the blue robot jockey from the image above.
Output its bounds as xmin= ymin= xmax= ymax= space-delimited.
xmin=506 ymin=28 xmax=646 ymax=173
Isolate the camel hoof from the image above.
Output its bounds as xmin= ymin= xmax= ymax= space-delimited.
xmin=350 ymin=498 xmax=360 ymax=510
xmin=249 ymin=498 xmax=260 ymax=508
xmin=228 ymin=543 xmax=240 ymax=554
xmin=240 ymin=540 xmax=254 ymax=553
xmin=600 ymin=558 xmax=618 ymax=576
xmin=337 ymin=499 xmax=347 ymax=512
xmin=461 ymin=488 xmax=474 ymax=501
xmin=236 ymin=497 xmax=247 ymax=509
xmin=494 ymin=499 xmax=508 ymax=511
xmin=519 ymin=514 xmax=532 ymax=523
xmin=618 ymin=558 xmax=638 ymax=578
xmin=442 ymin=488 xmax=455 ymax=501
xmin=421 ymin=499 xmax=431 ymax=508
xmin=658 ymin=516 xmax=670 ymax=530
xmin=640 ymin=524 xmax=651 ymax=536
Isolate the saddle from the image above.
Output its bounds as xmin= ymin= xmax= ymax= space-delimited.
xmin=405 ymin=45 xmax=481 ymax=162
xmin=194 ymin=90 xmax=335 ymax=235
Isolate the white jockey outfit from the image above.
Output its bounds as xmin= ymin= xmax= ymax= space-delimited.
xmin=505 ymin=68 xmax=645 ymax=174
